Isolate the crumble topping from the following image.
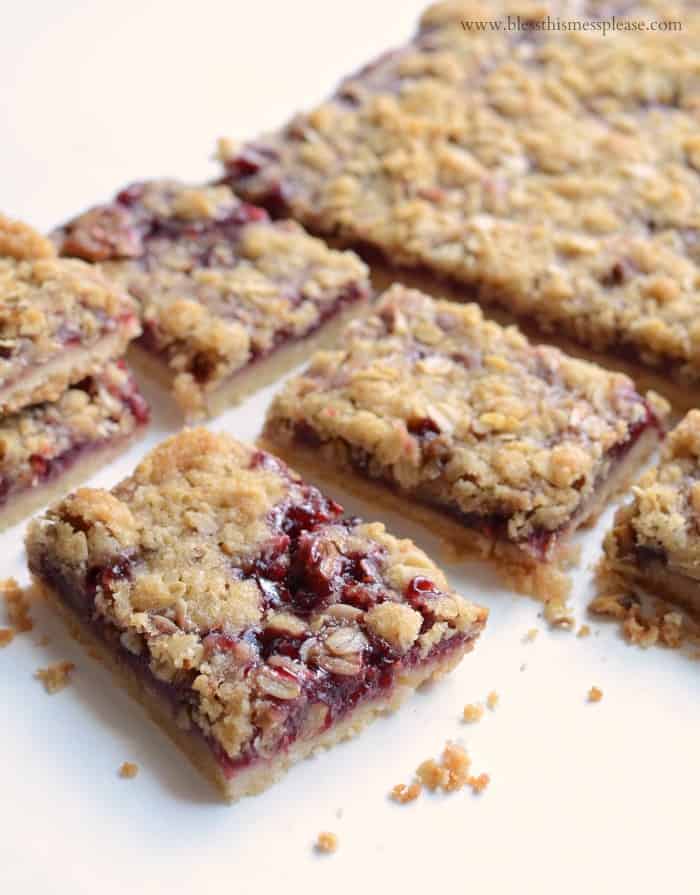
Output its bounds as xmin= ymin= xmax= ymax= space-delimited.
xmin=486 ymin=690 xmax=499 ymax=710
xmin=399 ymin=742 xmax=490 ymax=796
xmin=265 ymin=285 xmax=665 ymax=544
xmin=588 ymin=686 xmax=603 ymax=703
xmin=0 ymin=216 xmax=140 ymax=414
xmin=315 ymin=832 xmax=338 ymax=854
xmin=35 ymin=660 xmax=75 ymax=693
xmin=53 ymin=180 xmax=370 ymax=417
xmin=26 ymin=429 xmax=487 ymax=765
xmin=222 ymin=1 xmax=700 ymax=390
xmin=0 ymin=628 xmax=14 ymax=647
xmin=543 ymin=595 xmax=575 ymax=630
xmin=118 ymin=761 xmax=139 ymax=779
xmin=0 ymin=361 xmax=148 ymax=506
xmin=390 ymin=781 xmax=422 ymax=803
xmin=577 ymin=624 xmax=591 ymax=638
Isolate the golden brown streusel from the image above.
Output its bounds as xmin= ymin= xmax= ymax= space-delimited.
xmin=118 ymin=761 xmax=139 ymax=779
xmin=223 ymin=1 xmax=700 ymax=397
xmin=486 ymin=690 xmax=499 ymax=711
xmin=35 ymin=660 xmax=75 ymax=694
xmin=315 ymin=832 xmax=339 ymax=854
xmin=0 ymin=628 xmax=14 ymax=647
xmin=543 ymin=596 xmax=575 ymax=630
xmin=577 ymin=624 xmax=591 ymax=638
xmin=588 ymin=686 xmax=603 ymax=703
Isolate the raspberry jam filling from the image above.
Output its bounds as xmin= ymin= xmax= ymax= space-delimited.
xmin=0 ymin=366 xmax=149 ymax=508
xmin=35 ymin=452 xmax=476 ymax=778
xmin=292 ymin=398 xmax=662 ymax=563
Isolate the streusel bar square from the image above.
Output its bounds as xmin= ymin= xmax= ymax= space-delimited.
xmin=53 ymin=180 xmax=371 ymax=420
xmin=222 ymin=0 xmax=700 ymax=409
xmin=261 ymin=285 xmax=668 ymax=599
xmin=599 ymin=410 xmax=700 ymax=619
xmin=26 ymin=428 xmax=486 ymax=802
xmin=0 ymin=215 xmax=140 ymax=414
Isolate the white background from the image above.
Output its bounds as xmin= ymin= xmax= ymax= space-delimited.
xmin=1 ymin=2 xmax=698 ymax=893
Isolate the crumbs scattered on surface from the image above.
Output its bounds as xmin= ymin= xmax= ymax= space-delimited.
xmin=35 ymin=661 xmax=75 ymax=693
xmin=393 ymin=742 xmax=490 ymax=802
xmin=2 ymin=578 xmax=32 ymax=633
xmin=588 ymin=686 xmax=603 ymax=703
xmin=463 ymin=702 xmax=484 ymax=723
xmin=523 ymin=628 xmax=539 ymax=642
xmin=543 ymin=596 xmax=575 ymax=630
xmin=486 ymin=690 xmax=499 ymax=710
xmin=577 ymin=624 xmax=591 ymax=638
xmin=119 ymin=762 xmax=139 ymax=779
xmin=0 ymin=628 xmax=15 ymax=647
xmin=390 ymin=781 xmax=422 ymax=804
xmin=315 ymin=832 xmax=338 ymax=854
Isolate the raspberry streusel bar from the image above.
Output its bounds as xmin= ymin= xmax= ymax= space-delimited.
xmin=222 ymin=0 xmax=700 ymax=409
xmin=53 ymin=181 xmax=371 ymax=419
xmin=261 ymin=285 xmax=668 ymax=599
xmin=598 ymin=411 xmax=700 ymax=619
xmin=0 ymin=215 xmax=140 ymax=414
xmin=26 ymin=429 xmax=486 ymax=802
xmin=0 ymin=361 xmax=148 ymax=531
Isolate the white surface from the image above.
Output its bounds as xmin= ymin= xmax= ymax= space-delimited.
xmin=1 ymin=2 xmax=699 ymax=893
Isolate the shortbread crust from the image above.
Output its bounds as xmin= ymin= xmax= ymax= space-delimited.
xmin=53 ymin=180 xmax=371 ymax=419
xmin=26 ymin=429 xmax=486 ymax=801
xmin=221 ymin=0 xmax=700 ymax=407
xmin=262 ymin=285 xmax=667 ymax=598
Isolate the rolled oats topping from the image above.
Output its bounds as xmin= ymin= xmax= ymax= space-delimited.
xmin=264 ymin=285 xmax=666 ymax=553
xmin=53 ymin=180 xmax=370 ymax=416
xmin=0 ymin=215 xmax=140 ymax=414
xmin=222 ymin=0 xmax=700 ymax=391
xmin=26 ymin=429 xmax=486 ymax=771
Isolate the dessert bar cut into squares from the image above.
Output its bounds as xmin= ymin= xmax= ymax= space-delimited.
xmin=53 ymin=180 xmax=371 ymax=420
xmin=0 ymin=361 xmax=148 ymax=531
xmin=598 ymin=410 xmax=700 ymax=619
xmin=221 ymin=1 xmax=700 ymax=410
xmin=260 ymin=285 xmax=669 ymax=600
xmin=26 ymin=428 xmax=486 ymax=802
xmin=0 ymin=214 xmax=140 ymax=415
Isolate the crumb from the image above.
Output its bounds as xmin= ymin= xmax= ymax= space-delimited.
xmin=577 ymin=624 xmax=591 ymax=638
xmin=390 ymin=781 xmax=422 ymax=804
xmin=315 ymin=832 xmax=338 ymax=854
xmin=0 ymin=628 xmax=14 ymax=647
xmin=35 ymin=660 xmax=75 ymax=693
xmin=463 ymin=703 xmax=484 ymax=723
xmin=467 ymin=772 xmax=490 ymax=794
xmin=486 ymin=690 xmax=499 ymax=710
xmin=588 ymin=686 xmax=603 ymax=703
xmin=543 ymin=596 xmax=574 ymax=629
xmin=2 ymin=578 xmax=32 ymax=633
xmin=118 ymin=761 xmax=139 ymax=779
xmin=523 ymin=628 xmax=539 ymax=642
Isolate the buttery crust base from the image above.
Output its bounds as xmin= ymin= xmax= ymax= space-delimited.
xmin=34 ymin=578 xmax=475 ymax=803
xmin=259 ymin=426 xmax=659 ymax=602
xmin=129 ymin=298 xmax=370 ymax=420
